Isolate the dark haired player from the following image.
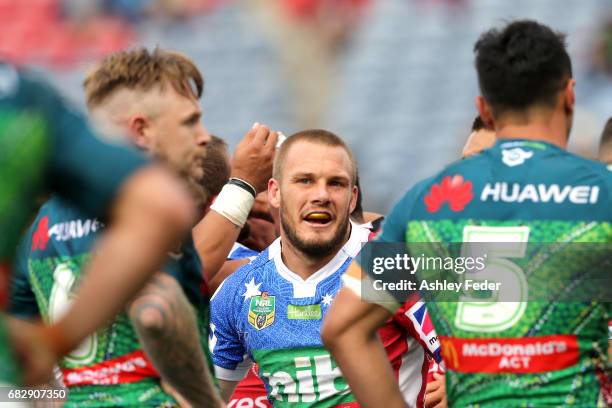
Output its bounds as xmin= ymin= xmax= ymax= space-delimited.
xmin=323 ymin=20 xmax=611 ymax=407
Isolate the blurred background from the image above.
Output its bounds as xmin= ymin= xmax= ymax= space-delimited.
xmin=2 ymin=0 xmax=611 ymax=212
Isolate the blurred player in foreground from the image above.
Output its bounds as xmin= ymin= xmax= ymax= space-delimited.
xmin=9 ymin=48 xmax=224 ymax=407
xmin=323 ymin=20 xmax=611 ymax=407
xmin=0 ymin=62 xmax=196 ymax=388
xmin=210 ymin=130 xmax=444 ymax=407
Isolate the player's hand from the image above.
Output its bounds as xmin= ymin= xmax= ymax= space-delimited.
xmin=425 ymin=373 xmax=447 ymax=408
xmin=231 ymin=123 xmax=279 ymax=193
xmin=7 ymin=318 xmax=57 ymax=386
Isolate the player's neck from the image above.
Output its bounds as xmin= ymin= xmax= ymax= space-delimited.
xmin=280 ymin=229 xmax=351 ymax=281
xmin=494 ymin=110 xmax=570 ymax=149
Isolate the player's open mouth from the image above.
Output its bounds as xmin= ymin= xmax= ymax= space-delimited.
xmin=303 ymin=211 xmax=333 ymax=226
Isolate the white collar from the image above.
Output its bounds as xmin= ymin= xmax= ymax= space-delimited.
xmin=269 ymin=221 xmax=370 ymax=298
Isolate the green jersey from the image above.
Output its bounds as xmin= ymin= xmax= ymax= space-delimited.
xmin=0 ymin=63 xmax=146 ymax=385
xmin=371 ymin=140 xmax=611 ymax=407
xmin=9 ymin=195 xmax=211 ymax=407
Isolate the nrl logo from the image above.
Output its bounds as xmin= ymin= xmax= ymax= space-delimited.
xmin=502 ymin=148 xmax=533 ymax=167
xmin=248 ymin=291 xmax=276 ymax=330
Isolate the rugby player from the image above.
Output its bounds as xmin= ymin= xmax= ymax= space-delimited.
xmin=0 ymin=62 xmax=196 ymax=388
xmin=323 ymin=20 xmax=611 ymax=407
xmin=9 ymin=49 xmax=227 ymax=407
xmin=210 ymin=130 xmax=444 ymax=407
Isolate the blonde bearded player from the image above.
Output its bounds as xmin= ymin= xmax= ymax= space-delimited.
xmin=210 ymin=130 xmax=445 ymax=408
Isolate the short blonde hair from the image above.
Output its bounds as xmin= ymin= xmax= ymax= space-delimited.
xmin=83 ymin=47 xmax=203 ymax=108
xmin=273 ymin=129 xmax=357 ymax=184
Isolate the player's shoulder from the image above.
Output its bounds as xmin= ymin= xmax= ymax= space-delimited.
xmin=0 ymin=64 xmax=61 ymax=111
xmin=388 ymin=175 xmax=437 ymax=218
xmin=35 ymin=195 xmax=102 ymax=233
xmin=0 ymin=63 xmax=20 ymax=101
xmin=28 ymin=195 xmax=104 ymax=258
xmin=228 ymin=242 xmax=260 ymax=261
xmin=211 ymin=245 xmax=275 ymax=301
xmin=39 ymin=195 xmax=86 ymax=218
xmin=564 ymin=153 xmax=612 ymax=186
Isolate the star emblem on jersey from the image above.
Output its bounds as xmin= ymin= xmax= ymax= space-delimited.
xmin=424 ymin=175 xmax=473 ymax=213
xmin=248 ymin=291 xmax=276 ymax=330
xmin=501 ymin=148 xmax=533 ymax=167
xmin=242 ymin=277 xmax=262 ymax=301
xmin=321 ymin=293 xmax=334 ymax=307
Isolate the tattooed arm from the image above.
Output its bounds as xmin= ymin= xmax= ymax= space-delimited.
xmin=129 ymin=272 xmax=224 ymax=408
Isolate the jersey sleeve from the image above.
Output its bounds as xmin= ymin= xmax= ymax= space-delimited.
xmin=7 ymin=230 xmax=39 ymax=319
xmin=393 ymin=299 xmax=443 ymax=365
xmin=210 ymin=275 xmax=252 ymax=381
xmin=19 ymin=70 xmax=148 ymax=218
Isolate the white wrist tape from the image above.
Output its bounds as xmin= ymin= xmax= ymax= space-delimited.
xmin=210 ymin=183 xmax=255 ymax=228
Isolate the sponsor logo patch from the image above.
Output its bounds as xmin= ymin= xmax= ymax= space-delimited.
xmin=32 ymin=215 xmax=50 ymax=251
xmin=287 ymin=304 xmax=322 ymax=320
xmin=480 ymin=183 xmax=600 ymax=204
xmin=248 ymin=292 xmax=276 ymax=330
xmin=439 ymin=335 xmax=579 ymax=373
xmin=502 ymin=148 xmax=533 ymax=167
xmin=424 ymin=175 xmax=473 ymax=213
xmin=61 ymin=350 xmax=157 ymax=386
xmin=32 ymin=216 xmax=102 ymax=251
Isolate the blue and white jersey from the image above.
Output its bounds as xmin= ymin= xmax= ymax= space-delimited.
xmin=210 ymin=223 xmax=370 ymax=407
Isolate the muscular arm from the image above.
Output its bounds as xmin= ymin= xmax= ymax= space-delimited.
xmin=193 ymin=212 xmax=241 ymax=283
xmin=43 ymin=166 xmax=195 ymax=363
xmin=218 ymin=379 xmax=238 ymax=402
xmin=322 ymin=265 xmax=407 ymax=408
xmin=129 ymin=272 xmax=223 ymax=408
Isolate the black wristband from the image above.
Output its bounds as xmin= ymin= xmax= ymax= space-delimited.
xmin=228 ymin=177 xmax=257 ymax=198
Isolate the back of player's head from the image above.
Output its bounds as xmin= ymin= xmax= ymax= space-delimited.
xmin=83 ymin=47 xmax=203 ymax=108
xmin=273 ymin=129 xmax=357 ymax=184
xmin=201 ymin=135 xmax=231 ymax=202
xmin=474 ymin=20 xmax=572 ymax=116
xmin=598 ymin=117 xmax=612 ymax=164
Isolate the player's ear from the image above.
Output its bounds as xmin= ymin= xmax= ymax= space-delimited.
xmin=349 ymin=184 xmax=358 ymax=214
xmin=476 ymin=96 xmax=495 ymax=130
xmin=563 ymin=78 xmax=576 ymax=115
xmin=127 ymin=115 xmax=150 ymax=149
xmin=268 ymin=178 xmax=281 ymax=209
